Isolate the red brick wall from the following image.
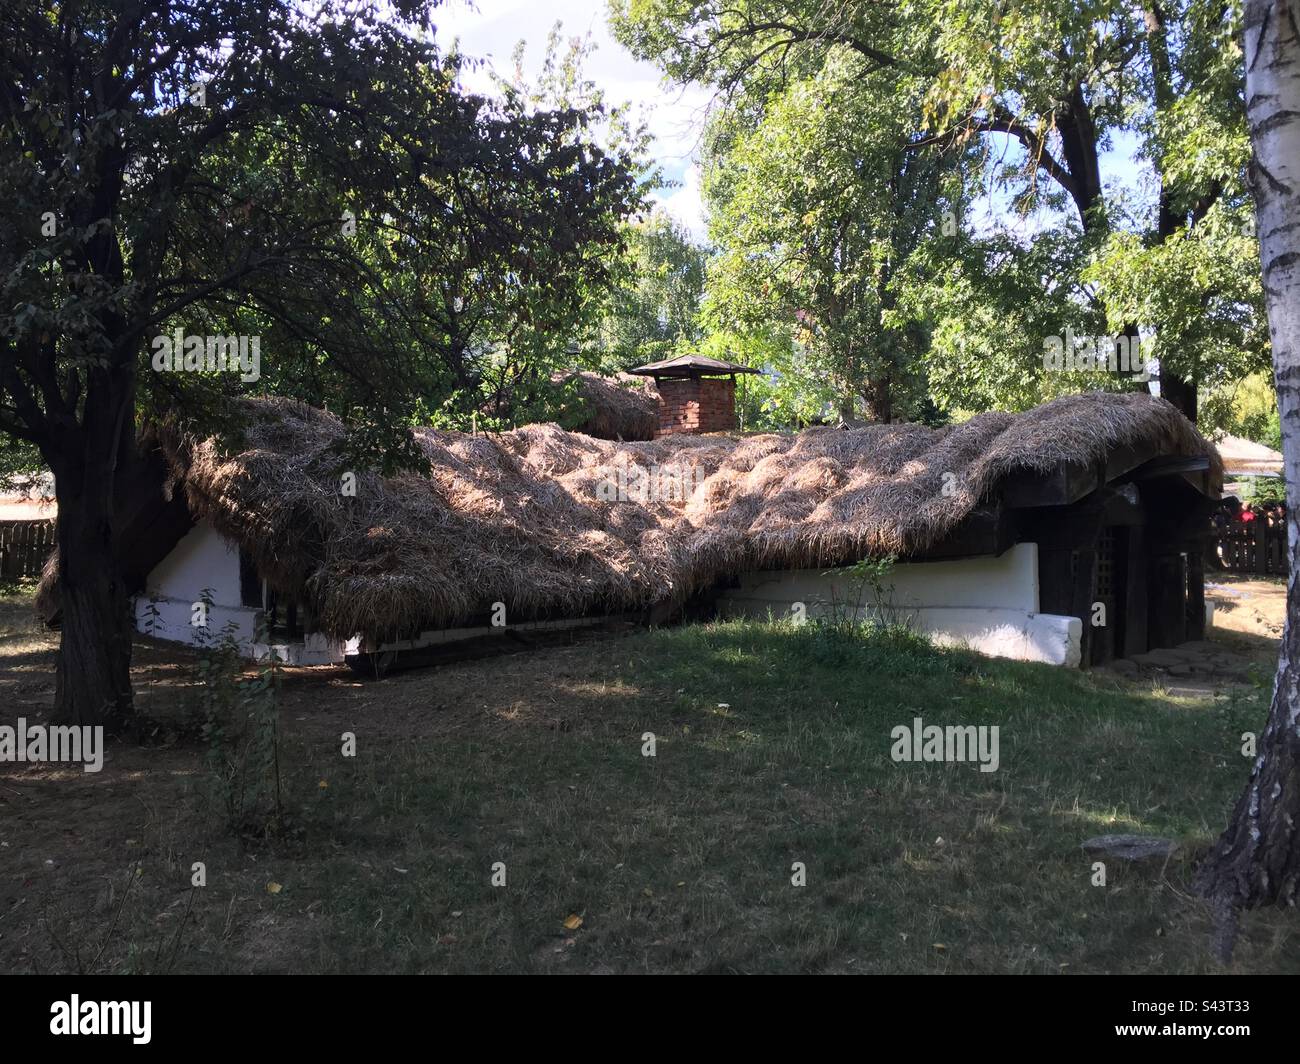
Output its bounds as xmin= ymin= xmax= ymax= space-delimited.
xmin=655 ymin=377 xmax=737 ymax=436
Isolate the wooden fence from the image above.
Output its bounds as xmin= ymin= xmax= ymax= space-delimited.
xmin=1214 ymin=509 xmax=1288 ymax=576
xmin=0 ymin=519 xmax=56 ymax=579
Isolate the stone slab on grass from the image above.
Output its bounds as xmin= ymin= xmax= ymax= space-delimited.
xmin=1081 ymin=835 xmax=1180 ymax=862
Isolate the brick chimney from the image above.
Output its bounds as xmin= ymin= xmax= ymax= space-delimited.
xmin=655 ymin=376 xmax=737 ymax=435
xmin=627 ymin=354 xmax=761 ymax=438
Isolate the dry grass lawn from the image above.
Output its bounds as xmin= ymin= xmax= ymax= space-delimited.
xmin=1 ymin=580 xmax=1297 ymax=974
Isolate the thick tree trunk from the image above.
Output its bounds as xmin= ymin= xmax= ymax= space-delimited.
xmin=52 ymin=470 xmax=135 ymax=731
xmin=1195 ymin=0 xmax=1300 ymax=955
xmin=863 ymin=376 xmax=893 ymax=424
xmin=47 ymin=360 xmax=142 ymax=730
xmin=1159 ymin=368 xmax=1198 ymax=422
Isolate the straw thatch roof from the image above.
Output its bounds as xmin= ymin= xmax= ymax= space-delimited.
xmin=94 ymin=390 xmax=1215 ymax=642
xmin=480 ymin=372 xmax=658 ymax=441
xmin=1213 ymin=433 xmax=1283 ymax=476
xmin=562 ymin=371 xmax=658 ymax=441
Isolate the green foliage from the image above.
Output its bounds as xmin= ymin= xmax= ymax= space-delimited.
xmin=594 ymin=210 xmax=707 ymax=367
xmin=1202 ymin=371 xmax=1282 ymax=448
xmin=821 ymin=554 xmax=901 ymax=627
xmin=191 ymin=598 xmax=285 ymax=840
xmin=901 ymin=226 xmax=1101 ymax=413
xmin=0 ymin=435 xmax=43 ymax=494
xmin=1082 ymin=208 xmax=1268 ymax=395
xmin=447 ymin=25 xmax=662 ymax=417
xmin=615 ymin=0 xmax=1268 ymax=420
xmin=0 ymin=0 xmax=643 ymax=470
xmin=1241 ymin=476 xmax=1286 ymax=507
xmin=788 ymin=614 xmax=935 ymax=671
xmin=695 ymin=329 xmax=817 ymax=430
xmin=702 ymin=53 xmax=946 ymax=421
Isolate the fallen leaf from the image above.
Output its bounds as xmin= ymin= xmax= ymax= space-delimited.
xmin=563 ymin=913 xmax=583 ymax=930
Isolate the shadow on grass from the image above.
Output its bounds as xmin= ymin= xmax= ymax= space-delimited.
xmin=1 ymin=596 xmax=1292 ymax=974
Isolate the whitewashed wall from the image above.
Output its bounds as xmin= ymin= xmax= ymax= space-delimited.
xmin=718 ymin=543 xmax=1083 ymax=667
xmin=133 ymin=520 xmax=344 ymax=665
xmin=135 ymin=527 xmax=1084 ymax=669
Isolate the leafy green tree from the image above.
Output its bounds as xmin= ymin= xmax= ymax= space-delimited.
xmin=702 ymin=54 xmax=947 ymax=421
xmin=594 ymin=210 xmax=707 ymax=367
xmin=920 ymin=0 xmax=1262 ymax=418
xmin=696 ymin=328 xmax=827 ymax=429
xmin=898 ymin=224 xmax=1102 ymax=414
xmin=0 ymin=437 xmax=43 ymax=497
xmin=1202 ymin=371 xmax=1282 ymax=448
xmin=404 ymin=23 xmax=662 ymax=429
xmin=462 ymin=25 xmax=659 ymax=420
xmin=0 ymin=0 xmax=639 ymax=726
xmin=612 ymin=0 xmax=1269 ymax=422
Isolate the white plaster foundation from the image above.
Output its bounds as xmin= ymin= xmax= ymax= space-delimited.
xmin=134 ymin=521 xmax=345 ymax=665
xmin=137 ymin=527 xmax=1085 ymax=669
xmin=135 ymin=521 xmax=618 ymax=665
xmin=717 ymin=543 xmax=1083 ymax=667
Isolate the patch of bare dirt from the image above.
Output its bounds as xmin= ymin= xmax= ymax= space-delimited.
xmin=1205 ymin=573 xmax=1286 ymax=649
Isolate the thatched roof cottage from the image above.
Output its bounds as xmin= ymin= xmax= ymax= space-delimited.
xmin=40 ymin=391 xmax=1221 ymax=673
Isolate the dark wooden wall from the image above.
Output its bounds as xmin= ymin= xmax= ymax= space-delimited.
xmin=1021 ymin=476 xmax=1212 ymax=667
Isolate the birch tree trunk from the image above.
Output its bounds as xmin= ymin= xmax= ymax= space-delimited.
xmin=1194 ymin=0 xmax=1300 ymax=960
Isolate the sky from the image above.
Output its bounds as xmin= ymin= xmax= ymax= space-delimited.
xmin=432 ymin=1 xmax=1150 ymax=246
xmin=434 ymin=0 xmax=713 ymax=238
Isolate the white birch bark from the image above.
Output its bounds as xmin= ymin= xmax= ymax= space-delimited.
xmin=1197 ymin=0 xmax=1300 ymax=955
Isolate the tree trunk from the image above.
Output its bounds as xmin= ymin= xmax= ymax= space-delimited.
xmin=47 ymin=361 xmax=141 ymax=731
xmin=52 ymin=471 xmax=135 ymax=731
xmin=1145 ymin=3 xmax=1200 ymax=423
xmin=1194 ymin=0 xmax=1300 ymax=956
xmin=1159 ymin=367 xmax=1198 ymax=422
xmin=863 ymin=376 xmax=893 ymax=424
